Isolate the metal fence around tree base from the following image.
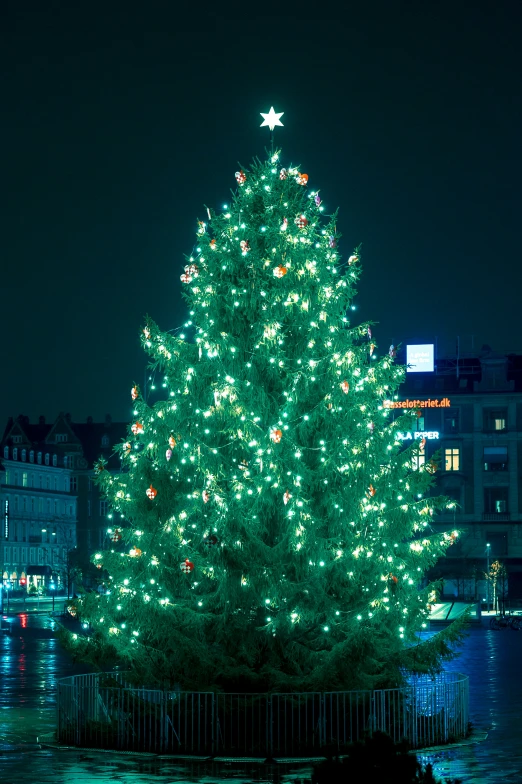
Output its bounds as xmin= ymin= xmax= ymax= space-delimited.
xmin=57 ymin=671 xmax=469 ymax=756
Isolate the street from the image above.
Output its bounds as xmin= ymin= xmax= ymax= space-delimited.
xmin=0 ymin=614 xmax=522 ymax=782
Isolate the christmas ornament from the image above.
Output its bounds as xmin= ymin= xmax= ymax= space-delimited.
xmin=368 ymin=327 xmax=372 ymax=340
xmin=369 ymin=343 xmax=376 ymax=356
xmin=202 ymin=490 xmax=210 ymax=503
xmin=129 ymin=547 xmax=142 ymax=557
xmin=389 ymin=345 xmax=397 ymax=358
xmin=295 ymin=214 xmax=308 ymax=229
xmin=67 ymin=605 xmax=77 ymax=617
xmin=146 ymin=484 xmax=157 ymax=499
xmin=296 ymin=173 xmax=308 ymax=186
xmin=270 ymin=428 xmax=283 ymax=443
xmin=123 ymin=442 xmax=131 ymax=454
xmin=420 ymin=438 xmax=426 ymax=450
xmin=280 ymin=217 xmax=288 ymax=231
xmin=426 ymin=460 xmax=438 ymax=474
xmin=348 ymin=254 xmax=359 ymax=265
xmin=143 ymin=326 xmax=151 ymax=339
xmin=279 ymin=168 xmax=287 ymax=180
xmin=283 ymin=490 xmax=292 ymax=505
xmin=235 ymin=170 xmax=246 ymax=184
xmin=314 ymin=194 xmax=322 ymax=207
xmin=197 ymin=220 xmax=206 ymax=235
xmin=260 ymin=106 xmax=284 ymax=131
xmin=110 ymin=528 xmax=122 ymax=543
xmin=131 ymin=385 xmax=139 ymax=400
xmin=341 ymin=380 xmax=350 ymax=394
xmin=166 ymin=448 xmax=173 ymax=461
xmin=180 ymin=558 xmax=194 ymax=574
xmin=210 ymin=238 xmax=217 ymax=250
xmin=204 ymin=534 xmax=218 ymax=548
xmin=329 ymin=236 xmax=337 ymax=248
xmin=273 ymin=265 xmax=287 ymax=278
xmin=184 ymin=263 xmax=199 ymax=277
xmin=368 ymin=421 xmax=375 ymax=433
xmin=366 ymin=484 xmax=377 ymax=498
xmin=131 ymin=422 xmax=143 ymax=435
xmin=94 ymin=462 xmax=105 ymax=474
xmin=180 ymin=272 xmax=193 ymax=284
xmin=169 ymin=435 xmax=176 ymax=449
xmin=239 ymin=460 xmax=249 ymax=471
xmin=240 ymin=240 xmax=250 ymax=254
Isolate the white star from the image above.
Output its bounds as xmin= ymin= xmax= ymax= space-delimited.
xmin=260 ymin=107 xmax=284 ymax=132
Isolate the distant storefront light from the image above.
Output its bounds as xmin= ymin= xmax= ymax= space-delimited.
xmin=384 ymin=398 xmax=451 ymax=409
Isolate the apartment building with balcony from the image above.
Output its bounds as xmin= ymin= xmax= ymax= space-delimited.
xmin=393 ymin=347 xmax=522 ymax=598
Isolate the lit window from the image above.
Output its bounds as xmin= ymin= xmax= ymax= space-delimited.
xmin=445 ymin=447 xmax=460 ymax=472
xmin=22 ymin=472 xmax=28 ymax=487
xmin=412 ymin=441 xmax=426 ymax=470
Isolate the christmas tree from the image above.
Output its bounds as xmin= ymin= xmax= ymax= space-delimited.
xmin=75 ymin=125 xmax=464 ymax=692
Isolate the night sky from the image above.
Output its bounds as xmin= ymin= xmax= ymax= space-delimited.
xmin=3 ymin=3 xmax=521 ymax=428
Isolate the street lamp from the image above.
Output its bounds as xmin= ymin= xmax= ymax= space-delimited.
xmin=49 ymin=581 xmax=56 ymax=613
xmin=486 ymin=543 xmax=491 ymax=613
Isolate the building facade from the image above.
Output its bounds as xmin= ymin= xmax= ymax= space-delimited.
xmin=0 ymin=413 xmax=126 ymax=592
xmin=393 ymin=348 xmax=522 ymax=600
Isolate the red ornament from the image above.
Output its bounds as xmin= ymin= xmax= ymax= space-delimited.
xmin=420 ymin=438 xmax=426 ymax=450
xmin=240 ymin=239 xmax=250 ymax=254
xmin=348 ymin=254 xmax=359 ymax=265
xmin=123 ymin=442 xmax=131 ymax=454
xmin=204 ymin=534 xmax=218 ymax=548
xmin=202 ymin=490 xmax=210 ymax=504
xmin=283 ymin=490 xmax=292 ymax=505
xmin=169 ymin=435 xmax=177 ymax=449
xmin=389 ymin=573 xmax=398 ymax=585
xmin=235 ymin=170 xmax=246 ymax=184
xmin=341 ymin=380 xmax=350 ymax=394
xmin=296 ymin=173 xmax=308 ymax=186
xmin=131 ymin=422 xmax=143 ymax=435
xmin=197 ymin=220 xmax=206 ymax=235
xmin=180 ymin=558 xmax=194 ymax=574
xmin=426 ymin=460 xmax=438 ymax=475
xmin=180 ymin=272 xmax=192 ymax=284
xmin=295 ymin=214 xmax=308 ymax=229
xmin=279 ymin=168 xmax=287 ymax=180
xmin=185 ymin=264 xmax=199 ymax=277
xmin=210 ymin=238 xmax=217 ymax=250
xmin=129 ymin=547 xmax=142 ymax=557
xmin=131 ymin=385 xmax=139 ymax=400
xmin=270 ymin=428 xmax=283 ymax=443
xmin=110 ymin=528 xmax=122 ymax=543
xmin=369 ymin=343 xmax=376 ymax=356
xmin=146 ymin=484 xmax=157 ymax=499
xmin=273 ymin=265 xmax=287 ymax=278
xmin=366 ymin=484 xmax=377 ymax=498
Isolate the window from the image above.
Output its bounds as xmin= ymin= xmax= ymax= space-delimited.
xmin=13 ymin=448 xmax=18 ymax=460
xmin=4 ymin=470 xmax=10 ymax=485
xmin=45 ymin=454 xmax=50 ymax=466
xmin=55 ymin=434 xmax=68 ymax=443
xmin=29 ymin=451 xmax=34 ymax=463
xmin=444 ymin=409 xmax=460 ymax=433
xmin=54 ymin=477 xmax=58 ymax=490
xmin=69 ymin=505 xmax=74 ymax=517
xmin=412 ymin=440 xmax=426 ymax=470
xmin=37 ymin=452 xmax=42 ymax=465
xmin=100 ymin=500 xmax=108 ymax=516
xmin=12 ymin=435 xmax=22 ymax=444
xmin=88 ymin=477 xmax=94 ymax=491
xmin=12 ymin=547 xmax=18 ymax=563
xmin=484 ymin=446 xmax=508 ymax=472
xmin=38 ymin=498 xmax=43 ymax=513
xmin=70 ymin=476 xmax=78 ymax=492
xmin=444 ymin=486 xmax=461 ymax=509
xmin=415 ymin=416 xmax=425 ymax=432
xmin=39 ymin=475 xmax=43 ymax=488
xmin=54 ymin=500 xmax=58 ymax=515
xmin=46 ymin=499 xmax=51 ymax=514
xmin=22 ymin=472 xmax=28 ymax=487
xmin=30 ymin=474 xmax=34 ymax=488
xmin=21 ymin=449 xmax=27 ymax=461
xmin=486 ymin=531 xmax=508 ymax=557
xmin=21 ymin=547 xmax=27 ymax=562
xmin=101 ymin=434 xmax=110 ymax=447
xmin=14 ymin=472 xmax=19 ymax=486
xmin=30 ymin=548 xmax=35 ymax=562
xmin=46 ymin=477 xmax=50 ymax=489
xmin=22 ymin=497 xmax=27 ymax=512
xmin=31 ymin=498 xmax=35 ymax=512
xmin=484 ymin=408 xmax=507 ymax=432
xmin=52 ymin=455 xmax=57 ymax=467
xmin=445 ymin=447 xmax=460 ymax=472
xmin=3 ymin=446 xmax=8 ymax=459
xmin=484 ymin=487 xmax=509 ymax=514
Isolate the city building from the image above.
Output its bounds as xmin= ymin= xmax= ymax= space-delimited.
xmin=392 ymin=346 xmax=522 ymax=600
xmin=1 ymin=413 xmax=127 ymax=592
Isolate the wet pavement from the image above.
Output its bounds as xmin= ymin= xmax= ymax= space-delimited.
xmin=0 ymin=613 xmax=521 ymax=782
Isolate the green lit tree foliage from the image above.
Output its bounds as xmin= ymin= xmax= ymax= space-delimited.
xmin=75 ymin=151 xmax=463 ymax=691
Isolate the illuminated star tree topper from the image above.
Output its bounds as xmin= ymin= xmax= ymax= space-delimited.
xmin=260 ymin=106 xmax=284 ymax=131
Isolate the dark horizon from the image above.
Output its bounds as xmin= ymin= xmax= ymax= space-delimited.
xmin=3 ymin=3 xmax=521 ymax=427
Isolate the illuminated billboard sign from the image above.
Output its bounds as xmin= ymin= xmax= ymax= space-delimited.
xmin=384 ymin=397 xmax=451 ymax=409
xmin=407 ymin=344 xmax=434 ymax=373
xmin=396 ymin=431 xmax=439 ymax=441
